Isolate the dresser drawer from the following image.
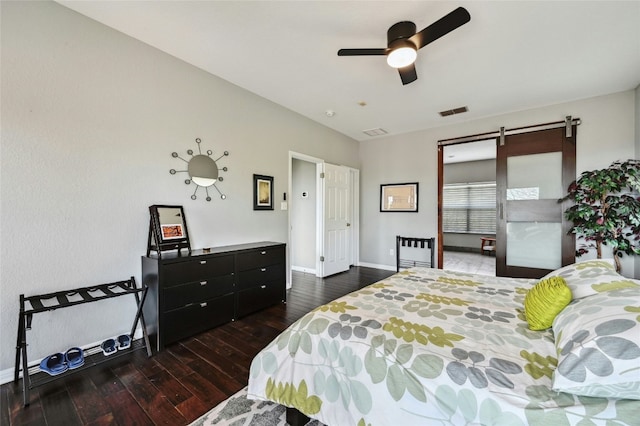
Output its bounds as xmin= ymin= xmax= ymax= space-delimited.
xmin=163 ymin=274 xmax=235 ymax=311
xmin=236 ymin=282 xmax=284 ymax=318
xmin=163 ymin=293 xmax=235 ymax=345
xmin=142 ymin=242 xmax=286 ymax=353
xmin=236 ymin=246 xmax=285 ymax=270
xmin=162 ymin=254 xmax=234 ymax=287
xmin=237 ymin=263 xmax=284 ymax=290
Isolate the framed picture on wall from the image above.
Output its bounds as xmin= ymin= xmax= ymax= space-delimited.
xmin=253 ymin=174 xmax=274 ymax=210
xmin=380 ymin=182 xmax=419 ymax=212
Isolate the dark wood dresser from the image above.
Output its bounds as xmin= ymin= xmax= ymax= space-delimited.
xmin=142 ymin=241 xmax=285 ymax=352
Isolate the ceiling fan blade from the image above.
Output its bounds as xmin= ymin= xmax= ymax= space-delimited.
xmin=398 ymin=64 xmax=418 ymax=85
xmin=410 ymin=7 xmax=471 ymax=49
xmin=337 ymin=48 xmax=388 ymax=56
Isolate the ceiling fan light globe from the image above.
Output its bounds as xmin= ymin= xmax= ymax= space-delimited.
xmin=387 ymin=47 xmax=417 ymax=68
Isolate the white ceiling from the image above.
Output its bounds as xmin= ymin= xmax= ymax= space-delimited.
xmin=56 ymin=1 xmax=640 ymax=144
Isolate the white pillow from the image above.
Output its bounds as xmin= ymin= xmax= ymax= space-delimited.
xmin=539 ymin=259 xmax=638 ymax=299
xmin=552 ymin=287 xmax=640 ymax=399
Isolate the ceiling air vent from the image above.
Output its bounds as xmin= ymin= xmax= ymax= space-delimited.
xmin=363 ymin=128 xmax=388 ymax=137
xmin=439 ymin=106 xmax=468 ymax=117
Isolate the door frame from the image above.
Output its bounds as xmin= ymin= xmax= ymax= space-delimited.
xmin=437 ymin=118 xmax=580 ymax=270
xmin=437 ymin=140 xmax=497 ymax=269
xmin=349 ymin=168 xmax=360 ymax=267
xmin=288 ymin=151 xmax=360 ymax=282
xmin=288 ymin=152 xmax=324 ymax=285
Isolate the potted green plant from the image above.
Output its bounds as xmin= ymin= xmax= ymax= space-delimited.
xmin=561 ymin=159 xmax=640 ymax=272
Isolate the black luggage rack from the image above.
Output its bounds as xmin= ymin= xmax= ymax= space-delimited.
xmin=396 ymin=236 xmax=436 ymax=272
xmin=14 ymin=277 xmax=152 ymax=406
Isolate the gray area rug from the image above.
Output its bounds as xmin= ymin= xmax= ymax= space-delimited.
xmin=190 ymin=387 xmax=325 ymax=426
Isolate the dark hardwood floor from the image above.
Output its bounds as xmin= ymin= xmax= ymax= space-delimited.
xmin=2 ymin=267 xmax=394 ymax=426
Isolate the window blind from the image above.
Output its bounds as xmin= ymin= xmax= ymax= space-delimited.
xmin=443 ymin=182 xmax=496 ymax=233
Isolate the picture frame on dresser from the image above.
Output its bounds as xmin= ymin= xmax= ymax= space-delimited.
xmin=147 ymin=204 xmax=192 ymax=257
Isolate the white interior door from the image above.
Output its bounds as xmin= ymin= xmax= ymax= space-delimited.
xmin=321 ymin=163 xmax=350 ymax=277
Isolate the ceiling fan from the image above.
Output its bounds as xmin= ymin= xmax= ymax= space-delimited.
xmin=337 ymin=7 xmax=471 ymax=85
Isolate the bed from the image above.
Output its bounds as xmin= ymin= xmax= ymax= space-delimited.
xmin=248 ymin=261 xmax=640 ymax=425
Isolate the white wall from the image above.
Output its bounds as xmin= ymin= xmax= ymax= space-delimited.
xmin=291 ymin=159 xmax=317 ymax=272
xmin=2 ymin=1 xmax=638 ymax=380
xmin=636 ymin=85 xmax=640 ymax=158
xmin=444 ymin=159 xmax=496 ymax=184
xmin=360 ymin=90 xmax=638 ymax=276
xmin=0 ymin=1 xmax=359 ymax=374
xmin=636 ymin=85 xmax=640 ymax=280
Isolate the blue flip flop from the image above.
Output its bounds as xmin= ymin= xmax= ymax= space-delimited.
xmin=40 ymin=353 xmax=68 ymax=376
xmin=65 ymin=347 xmax=84 ymax=369
xmin=101 ymin=338 xmax=117 ymax=356
xmin=117 ymin=334 xmax=131 ymax=350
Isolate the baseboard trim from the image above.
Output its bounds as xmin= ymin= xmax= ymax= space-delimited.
xmin=444 ymin=246 xmax=483 ymax=254
xmin=291 ymin=265 xmax=316 ymax=274
xmin=357 ymin=262 xmax=396 ymax=272
xmin=1 ymin=327 xmax=144 ymax=385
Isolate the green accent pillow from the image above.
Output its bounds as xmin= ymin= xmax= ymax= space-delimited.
xmin=524 ymin=276 xmax=572 ymax=330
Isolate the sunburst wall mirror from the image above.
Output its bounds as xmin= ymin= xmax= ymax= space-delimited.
xmin=170 ymin=138 xmax=229 ymax=201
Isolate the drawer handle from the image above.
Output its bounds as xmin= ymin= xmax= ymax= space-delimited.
xmin=200 ymin=281 xmax=207 ymax=286
xmin=200 ymin=302 xmax=207 ymax=308
xmin=261 ymin=268 xmax=267 ymax=272
xmin=200 ymin=260 xmax=207 ymax=265
xmin=260 ymin=251 xmax=267 ymax=255
xmin=260 ymin=285 xmax=267 ymax=289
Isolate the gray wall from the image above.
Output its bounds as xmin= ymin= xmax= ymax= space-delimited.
xmin=291 ymin=159 xmax=317 ymax=272
xmin=636 ymin=85 xmax=640 ymax=280
xmin=444 ymin=159 xmax=497 ymax=184
xmin=0 ymin=1 xmax=359 ymax=374
xmin=2 ymin=0 xmax=638 ymax=379
xmin=360 ymin=90 xmax=638 ymax=277
xmin=443 ymin=158 xmax=496 ymax=251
